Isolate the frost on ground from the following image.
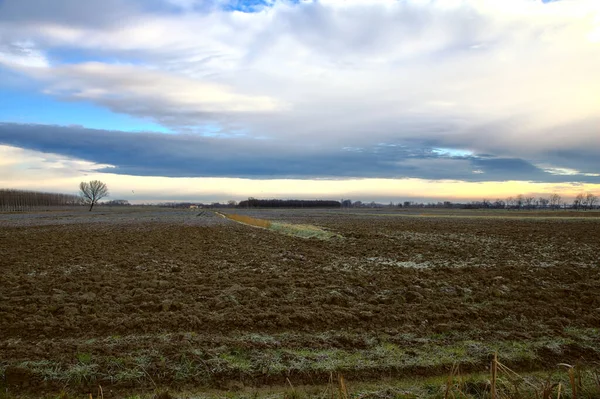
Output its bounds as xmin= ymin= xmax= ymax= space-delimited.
xmin=0 ymin=207 xmax=229 ymax=227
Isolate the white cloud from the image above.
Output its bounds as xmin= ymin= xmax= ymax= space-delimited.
xmin=0 ymin=0 xmax=599 ymax=171
xmin=0 ymin=41 xmax=49 ymax=68
xmin=0 ymin=145 xmax=114 ymax=187
xmin=21 ymin=62 xmax=285 ymax=124
xmin=537 ymin=164 xmax=600 ymax=177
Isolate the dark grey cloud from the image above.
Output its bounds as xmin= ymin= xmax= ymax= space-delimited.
xmin=404 ymin=115 xmax=600 ymax=178
xmin=1 ymin=122 xmax=599 ymax=183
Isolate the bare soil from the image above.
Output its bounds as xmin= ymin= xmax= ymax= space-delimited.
xmin=1 ymin=207 xmax=599 ymax=395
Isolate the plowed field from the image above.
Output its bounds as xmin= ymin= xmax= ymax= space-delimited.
xmin=1 ymin=207 xmax=599 ymax=396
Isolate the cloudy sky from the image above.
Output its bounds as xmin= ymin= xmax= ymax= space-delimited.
xmin=1 ymin=0 xmax=599 ymax=203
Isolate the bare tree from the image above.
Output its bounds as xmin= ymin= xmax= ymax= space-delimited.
xmin=524 ymin=196 xmax=535 ymax=209
xmin=506 ymin=196 xmax=515 ymax=209
xmin=573 ymin=193 xmax=585 ymax=210
xmin=538 ymin=197 xmax=549 ymax=209
xmin=586 ymin=192 xmax=598 ymax=210
xmin=516 ymin=194 xmax=524 ymax=210
xmin=549 ymin=193 xmax=562 ymax=210
xmin=79 ymin=180 xmax=109 ymax=211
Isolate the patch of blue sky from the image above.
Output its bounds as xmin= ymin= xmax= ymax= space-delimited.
xmin=46 ymin=48 xmax=144 ymax=66
xmin=432 ymin=148 xmax=474 ymax=158
xmin=150 ymin=0 xmax=289 ymax=14
xmin=222 ymin=0 xmax=276 ymax=12
xmin=0 ymin=66 xmax=38 ymax=90
xmin=0 ymin=89 xmax=171 ymax=133
xmin=184 ymin=124 xmax=251 ymax=138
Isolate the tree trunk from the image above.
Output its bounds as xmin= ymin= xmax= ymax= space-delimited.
xmin=89 ymin=202 xmax=94 ymax=211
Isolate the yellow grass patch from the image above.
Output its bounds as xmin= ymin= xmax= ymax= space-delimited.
xmin=224 ymin=213 xmax=272 ymax=229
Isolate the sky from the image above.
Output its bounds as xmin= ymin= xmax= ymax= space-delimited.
xmin=0 ymin=0 xmax=599 ymax=203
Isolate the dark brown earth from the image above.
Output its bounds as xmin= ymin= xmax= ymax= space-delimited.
xmin=1 ymin=208 xmax=599 ymax=393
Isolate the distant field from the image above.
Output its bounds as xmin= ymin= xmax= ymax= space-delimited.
xmin=225 ymin=206 xmax=600 ymax=219
xmin=1 ymin=207 xmax=599 ymax=398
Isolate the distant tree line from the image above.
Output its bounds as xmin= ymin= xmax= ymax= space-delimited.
xmin=571 ymin=193 xmax=599 ymax=210
xmin=0 ymin=189 xmax=80 ymax=212
xmin=3 ymin=188 xmax=596 ymax=212
xmin=157 ymin=201 xmax=238 ymax=209
xmin=162 ymin=193 xmax=599 ymax=210
xmin=471 ymin=192 xmax=598 ymax=210
xmin=104 ymin=199 xmax=131 ymax=206
xmin=341 ymin=192 xmax=599 ymax=210
xmin=238 ymin=198 xmax=341 ymax=208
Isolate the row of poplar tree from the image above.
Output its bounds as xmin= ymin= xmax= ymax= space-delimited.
xmin=0 ymin=189 xmax=81 ymax=212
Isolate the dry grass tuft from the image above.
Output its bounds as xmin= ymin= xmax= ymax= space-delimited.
xmin=437 ymin=354 xmax=600 ymax=399
xmin=224 ymin=214 xmax=272 ymax=228
xmin=319 ymin=372 xmax=352 ymax=399
xmin=338 ymin=373 xmax=350 ymax=399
